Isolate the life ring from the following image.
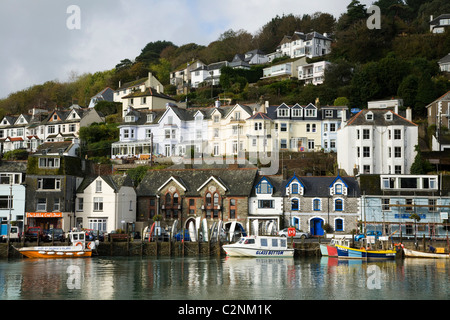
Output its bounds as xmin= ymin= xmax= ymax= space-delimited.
xmin=87 ymin=242 xmax=94 ymax=249
xmin=75 ymin=242 xmax=83 ymax=248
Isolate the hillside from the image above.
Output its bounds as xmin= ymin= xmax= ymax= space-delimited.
xmin=1 ymin=0 xmax=450 ymax=119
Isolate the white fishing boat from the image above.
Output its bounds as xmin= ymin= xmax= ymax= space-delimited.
xmin=222 ymin=235 xmax=294 ymax=258
xmin=16 ymin=231 xmax=97 ymax=259
xmin=403 ymin=248 xmax=449 ymax=259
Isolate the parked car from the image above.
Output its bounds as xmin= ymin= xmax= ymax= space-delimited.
xmin=278 ymin=228 xmax=310 ymax=239
xmin=85 ymin=229 xmax=105 ymax=242
xmin=25 ymin=227 xmax=45 ymax=242
xmin=354 ymin=230 xmax=382 ymax=242
xmin=45 ymin=228 xmax=65 ymax=242
xmin=174 ymin=229 xmax=191 ymax=241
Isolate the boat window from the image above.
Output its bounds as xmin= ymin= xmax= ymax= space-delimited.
xmin=73 ymin=234 xmax=78 ymax=240
xmin=260 ymin=238 xmax=268 ymax=246
xmin=79 ymin=233 xmax=84 ymax=240
xmin=272 ymin=239 xmax=278 ymax=247
xmin=238 ymin=238 xmax=245 ymax=244
xmin=280 ymin=239 xmax=286 ymax=247
xmin=244 ymin=239 xmax=255 ymax=244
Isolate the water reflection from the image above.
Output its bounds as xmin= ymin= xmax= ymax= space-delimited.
xmin=0 ymin=256 xmax=448 ymax=300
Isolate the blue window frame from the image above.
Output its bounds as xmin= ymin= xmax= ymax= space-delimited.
xmin=257 ymin=181 xmax=272 ymax=194
xmin=291 ymin=183 xmax=299 ymax=194
xmin=313 ymin=199 xmax=321 ymax=211
xmin=335 ymin=184 xmax=343 ymax=194
xmin=335 ymin=218 xmax=344 ymax=231
xmin=291 ymin=198 xmax=299 ymax=211
xmin=335 ymin=199 xmax=343 ymax=211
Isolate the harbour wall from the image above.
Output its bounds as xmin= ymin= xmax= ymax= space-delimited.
xmin=1 ymin=239 xmax=448 ymax=259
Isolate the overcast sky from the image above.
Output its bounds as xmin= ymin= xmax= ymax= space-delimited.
xmin=0 ymin=0 xmax=374 ymax=99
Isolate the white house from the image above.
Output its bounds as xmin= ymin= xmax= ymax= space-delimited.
xmin=321 ymin=105 xmax=348 ymax=153
xmin=75 ymin=175 xmax=136 ymax=233
xmin=230 ymin=49 xmax=269 ymax=69
xmin=0 ymin=161 xmax=27 ymax=233
xmin=88 ymin=87 xmax=114 ymax=108
xmin=430 ymin=14 xmax=450 ymax=33
xmin=190 ymin=61 xmax=229 ymax=88
xmin=298 ymin=60 xmax=330 ymax=85
xmin=337 ymin=107 xmax=418 ymax=175
xmin=438 ymin=53 xmax=450 ymax=73
xmin=248 ymin=175 xmax=284 ymax=234
xmin=277 ymin=31 xmax=332 ymax=59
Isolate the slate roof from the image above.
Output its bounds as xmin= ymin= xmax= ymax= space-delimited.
xmin=345 ymin=109 xmax=416 ymax=127
xmin=295 ymin=176 xmax=360 ymax=197
xmin=439 ymin=53 xmax=450 ymax=65
xmin=136 ymin=167 xmax=258 ymax=197
xmin=77 ymin=175 xmax=134 ymax=193
xmin=430 ymin=14 xmax=450 ymax=26
xmin=122 ymin=87 xmax=176 ymax=101
xmin=252 ymin=175 xmax=360 ymax=197
xmin=0 ymin=161 xmax=27 ymax=173
xmin=34 ymin=141 xmax=76 ymax=155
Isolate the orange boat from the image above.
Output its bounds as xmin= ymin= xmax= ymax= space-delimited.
xmin=16 ymin=231 xmax=97 ymax=259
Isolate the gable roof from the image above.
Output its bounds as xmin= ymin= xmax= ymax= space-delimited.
xmin=77 ymin=175 xmax=134 ymax=193
xmin=439 ymin=53 xmax=450 ymax=65
xmin=122 ymin=87 xmax=176 ymax=101
xmin=136 ymin=167 xmax=258 ymax=197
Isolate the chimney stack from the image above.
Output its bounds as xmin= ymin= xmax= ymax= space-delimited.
xmin=406 ymin=107 xmax=412 ymax=121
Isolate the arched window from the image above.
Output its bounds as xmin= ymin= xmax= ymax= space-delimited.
xmin=206 ymin=193 xmax=212 ymax=206
xmin=213 ymin=193 xmax=219 ymax=206
xmin=173 ymin=193 xmax=179 ymax=205
xmin=165 ymin=193 xmax=172 ymax=205
xmin=291 ymin=198 xmax=299 ymax=211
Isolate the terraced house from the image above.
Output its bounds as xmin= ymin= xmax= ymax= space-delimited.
xmin=24 ymin=141 xmax=84 ymax=231
xmin=248 ymin=173 xmax=360 ymax=236
xmin=135 ymin=164 xmax=258 ymax=236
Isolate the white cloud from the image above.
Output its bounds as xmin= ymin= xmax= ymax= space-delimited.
xmin=0 ymin=0 xmax=360 ymax=99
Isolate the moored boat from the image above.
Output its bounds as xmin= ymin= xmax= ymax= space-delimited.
xmin=335 ymin=244 xmax=396 ymax=259
xmin=320 ymin=238 xmax=349 ymax=257
xmin=222 ymin=235 xmax=294 ymax=258
xmin=402 ymin=248 xmax=449 ymax=259
xmin=16 ymin=231 xmax=97 ymax=259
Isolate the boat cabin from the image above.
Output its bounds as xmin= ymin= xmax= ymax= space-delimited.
xmin=237 ymin=236 xmax=288 ymax=250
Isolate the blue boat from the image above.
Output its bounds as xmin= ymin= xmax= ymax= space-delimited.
xmin=335 ymin=245 xmax=396 ymax=259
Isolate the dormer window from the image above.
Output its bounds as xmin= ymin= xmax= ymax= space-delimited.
xmin=277 ymin=108 xmax=289 ymax=117
xmin=147 ymin=114 xmax=154 ymax=123
xmin=366 ymin=112 xmax=373 ymax=121
xmin=305 ymin=109 xmax=316 ymax=117
xmin=256 ymin=179 xmax=272 ymax=194
xmin=335 ymin=184 xmax=343 ymax=194
xmin=291 ymin=183 xmax=299 ymax=194
xmin=125 ymin=116 xmax=135 ymax=122
xmin=385 ymin=112 xmax=392 ymax=121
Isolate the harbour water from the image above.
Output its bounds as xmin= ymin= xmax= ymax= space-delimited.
xmin=0 ymin=256 xmax=448 ymax=301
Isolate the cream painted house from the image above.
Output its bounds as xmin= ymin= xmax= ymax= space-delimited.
xmin=115 ymin=72 xmax=177 ymax=118
xmin=75 ymin=175 xmax=136 ymax=233
xmin=207 ymin=104 xmax=255 ymax=156
xmin=266 ymin=103 xmax=322 ymax=152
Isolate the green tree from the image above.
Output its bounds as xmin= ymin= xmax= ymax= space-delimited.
xmin=410 ymin=145 xmax=433 ymax=174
